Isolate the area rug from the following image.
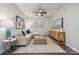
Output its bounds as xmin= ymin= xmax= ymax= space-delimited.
xmin=12 ymin=37 xmax=66 ymax=54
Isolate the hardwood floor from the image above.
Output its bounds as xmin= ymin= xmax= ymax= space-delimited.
xmin=49 ymin=36 xmax=79 ymax=55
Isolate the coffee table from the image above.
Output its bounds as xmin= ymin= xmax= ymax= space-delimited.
xmin=33 ymin=36 xmax=47 ymax=44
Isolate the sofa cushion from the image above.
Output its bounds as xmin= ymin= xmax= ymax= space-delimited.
xmin=25 ymin=33 xmax=32 ymax=40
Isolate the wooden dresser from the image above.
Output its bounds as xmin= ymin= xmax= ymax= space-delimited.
xmin=49 ymin=31 xmax=65 ymax=44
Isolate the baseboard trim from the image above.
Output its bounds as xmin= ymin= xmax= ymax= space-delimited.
xmin=66 ymin=44 xmax=79 ymax=53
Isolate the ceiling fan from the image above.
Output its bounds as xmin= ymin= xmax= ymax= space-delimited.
xmin=33 ymin=8 xmax=47 ymax=16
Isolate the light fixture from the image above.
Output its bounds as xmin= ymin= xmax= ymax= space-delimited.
xmin=33 ymin=8 xmax=47 ymax=16
xmin=38 ymin=13 xmax=41 ymax=16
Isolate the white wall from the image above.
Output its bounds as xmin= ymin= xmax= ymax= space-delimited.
xmin=0 ymin=3 xmax=27 ymax=36
xmin=25 ymin=17 xmax=51 ymax=34
xmin=0 ymin=3 xmax=28 ymax=36
xmin=50 ymin=3 xmax=79 ymax=53
xmin=0 ymin=3 xmax=27 ymax=20
xmin=0 ymin=3 xmax=27 ymax=28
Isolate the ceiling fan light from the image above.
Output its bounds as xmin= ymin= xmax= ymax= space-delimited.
xmin=38 ymin=13 xmax=41 ymax=16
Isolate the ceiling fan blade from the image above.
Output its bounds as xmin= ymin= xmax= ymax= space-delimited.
xmin=42 ymin=12 xmax=47 ymax=13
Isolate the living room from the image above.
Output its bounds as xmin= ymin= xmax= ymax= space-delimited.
xmin=0 ymin=3 xmax=79 ymax=55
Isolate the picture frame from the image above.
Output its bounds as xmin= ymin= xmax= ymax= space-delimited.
xmin=15 ymin=15 xmax=25 ymax=29
xmin=53 ymin=18 xmax=63 ymax=29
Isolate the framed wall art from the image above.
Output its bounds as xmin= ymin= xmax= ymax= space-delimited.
xmin=53 ymin=18 xmax=63 ymax=29
xmin=15 ymin=15 xmax=25 ymax=29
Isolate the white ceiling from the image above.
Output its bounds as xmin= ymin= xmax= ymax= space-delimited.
xmin=15 ymin=3 xmax=64 ymax=17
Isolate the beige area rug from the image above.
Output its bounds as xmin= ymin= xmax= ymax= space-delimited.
xmin=12 ymin=37 xmax=66 ymax=54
